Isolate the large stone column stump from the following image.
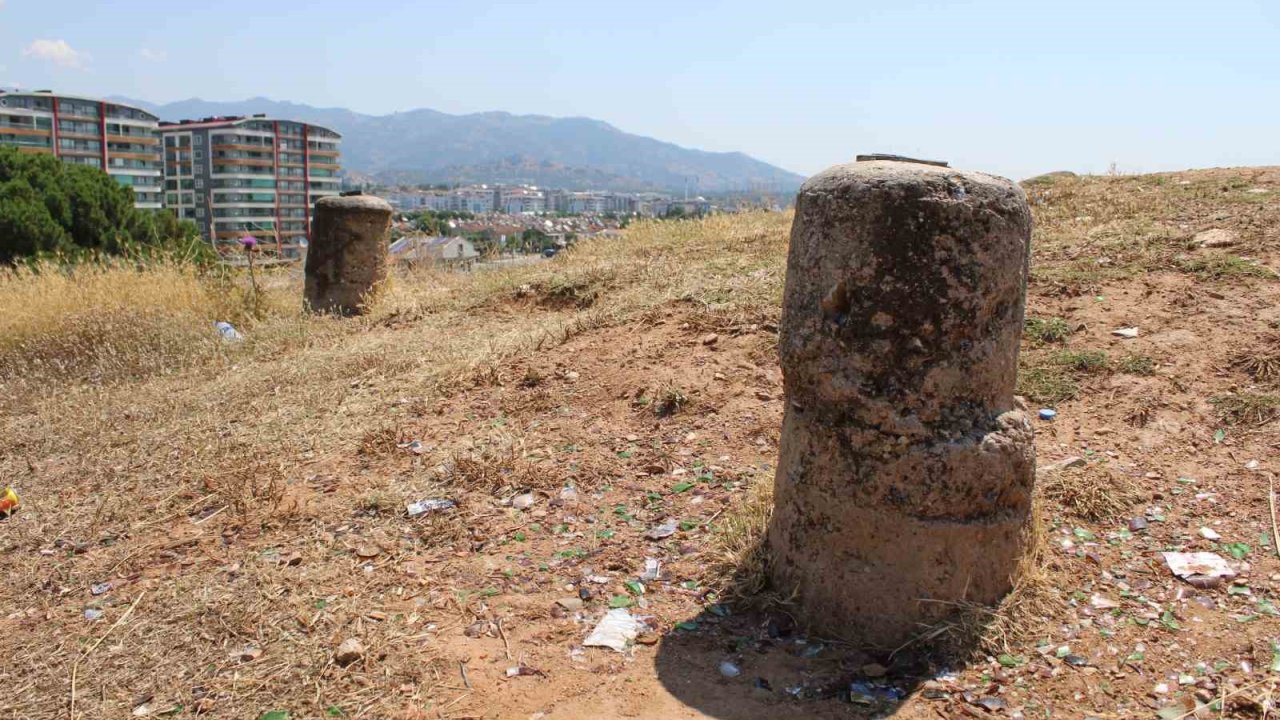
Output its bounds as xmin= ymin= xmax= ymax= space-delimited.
xmin=304 ymin=193 xmax=393 ymax=316
xmin=767 ymin=158 xmax=1035 ymax=649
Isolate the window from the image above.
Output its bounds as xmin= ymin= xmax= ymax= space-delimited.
xmin=195 ymin=179 xmax=204 ymax=189
xmin=193 ymin=164 xmax=203 ymax=174
xmin=194 ymin=149 xmax=204 ymax=160
xmin=195 ymin=207 xmax=204 ymax=218
xmin=193 ymin=135 xmax=203 ymax=145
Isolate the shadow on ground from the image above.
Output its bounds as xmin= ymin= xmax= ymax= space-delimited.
xmin=653 ymin=529 xmax=987 ymax=719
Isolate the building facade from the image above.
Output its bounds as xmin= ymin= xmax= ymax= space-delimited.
xmin=159 ymin=115 xmax=341 ymax=257
xmin=0 ymin=91 xmax=163 ymax=209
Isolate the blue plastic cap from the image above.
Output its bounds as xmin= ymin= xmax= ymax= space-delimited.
xmin=1038 ymin=408 xmax=1057 ymax=421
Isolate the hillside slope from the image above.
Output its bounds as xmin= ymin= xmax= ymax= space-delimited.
xmin=3 ymin=167 xmax=1280 ymax=719
xmin=116 ymin=96 xmax=805 ymax=193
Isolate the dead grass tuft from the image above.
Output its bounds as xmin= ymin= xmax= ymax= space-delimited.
xmin=1230 ymin=337 xmax=1280 ymax=383
xmin=1116 ymin=352 xmax=1156 ymax=376
xmin=707 ymin=476 xmax=781 ymax=608
xmin=1052 ymin=348 xmax=1110 ymax=373
xmin=905 ymin=498 xmax=1063 ymax=659
xmin=653 ymin=384 xmax=691 ymax=417
xmin=1040 ymin=463 xmax=1142 ymax=521
xmin=1211 ymin=391 xmax=1280 ymax=426
xmin=1176 ymin=254 xmax=1275 ymax=280
xmin=1017 ymin=362 xmax=1079 ymax=404
xmin=1024 ymin=316 xmax=1074 ymax=344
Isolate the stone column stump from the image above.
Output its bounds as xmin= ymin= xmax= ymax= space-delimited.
xmin=304 ymin=194 xmax=393 ymax=316
xmin=767 ymin=158 xmax=1035 ymax=649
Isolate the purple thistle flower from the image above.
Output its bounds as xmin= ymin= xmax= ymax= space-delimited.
xmin=240 ymin=235 xmax=259 ymax=249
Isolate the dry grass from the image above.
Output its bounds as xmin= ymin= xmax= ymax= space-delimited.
xmin=707 ymin=475 xmax=776 ymax=606
xmin=0 ymin=213 xmax=793 ymax=719
xmin=8 ymin=165 xmax=1280 ymax=716
xmin=1039 ymin=462 xmax=1143 ymax=521
xmin=904 ymin=498 xmax=1063 ymax=660
xmin=1230 ymin=336 xmax=1280 ymax=383
xmin=1211 ymin=391 xmax=1280 ymax=426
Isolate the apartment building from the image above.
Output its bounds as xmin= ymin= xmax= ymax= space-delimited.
xmin=498 ymin=187 xmax=546 ymax=214
xmin=0 ymin=91 xmax=163 ymax=209
xmin=159 ymin=115 xmax=341 ymax=257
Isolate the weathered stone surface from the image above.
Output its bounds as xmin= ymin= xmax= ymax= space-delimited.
xmin=304 ymin=194 xmax=392 ymax=316
xmin=768 ymin=159 xmax=1035 ymax=649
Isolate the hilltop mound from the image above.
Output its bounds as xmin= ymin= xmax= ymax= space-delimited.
xmin=2 ymin=167 xmax=1280 ymax=719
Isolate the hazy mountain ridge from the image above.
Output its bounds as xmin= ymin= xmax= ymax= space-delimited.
xmin=114 ymin=96 xmax=804 ymax=193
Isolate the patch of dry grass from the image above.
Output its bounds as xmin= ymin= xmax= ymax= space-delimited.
xmin=707 ymin=475 xmax=776 ymax=606
xmin=906 ymin=497 xmax=1064 ymax=659
xmin=1039 ymin=462 xmax=1143 ymax=521
xmin=1211 ymin=391 xmax=1280 ymax=426
xmin=0 ymin=212 xmax=793 ymax=719
xmin=1230 ymin=336 xmax=1280 ymax=384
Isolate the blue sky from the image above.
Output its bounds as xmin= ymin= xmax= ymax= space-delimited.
xmin=2 ymin=0 xmax=1278 ymax=179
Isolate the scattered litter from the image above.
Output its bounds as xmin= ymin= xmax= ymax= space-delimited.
xmin=861 ymin=662 xmax=887 ymax=678
xmin=555 ymin=597 xmax=584 ymax=612
xmin=1199 ymin=527 xmax=1221 ymax=541
xmin=334 ymin=638 xmax=364 ymax=666
xmin=849 ymin=680 xmax=905 ymax=704
xmin=354 ymin=543 xmax=381 ymax=559
xmin=1111 ymin=327 xmax=1139 ymax=338
xmin=799 ymin=643 xmax=824 ymax=658
xmin=235 ymin=646 xmax=263 ymax=662
xmin=1038 ymin=456 xmax=1085 ymax=474
xmin=406 ymin=498 xmax=455 ymax=517
xmin=645 ymin=519 xmax=678 ymax=540
xmin=1163 ymin=551 xmax=1236 ymax=587
xmin=1129 ymin=517 xmax=1149 ymax=532
xmin=505 ymin=665 xmax=545 ymax=678
xmin=0 ymin=486 xmax=19 ymax=518
xmin=512 ymin=493 xmax=536 ymax=510
xmin=1157 ymin=697 xmax=1200 ymax=720
xmin=718 ymin=660 xmax=741 ymax=678
xmin=1038 ymin=408 xmax=1057 ymax=421
xmin=396 ymin=439 xmax=426 ymax=455
xmin=214 ymin=321 xmax=243 ymax=342
xmin=972 ymin=696 xmax=1008 ymax=712
xmin=1090 ymin=594 xmax=1120 ymax=610
xmin=90 ymin=582 xmax=112 ymax=596
xmin=583 ymin=608 xmax=639 ymax=652
xmin=84 ymin=608 xmax=104 ymax=621
xmin=559 ymin=486 xmax=578 ymax=502
xmin=640 ymin=558 xmax=661 ymax=582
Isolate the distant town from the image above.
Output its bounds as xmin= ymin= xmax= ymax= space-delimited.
xmin=0 ymin=88 xmax=786 ymax=265
xmin=376 ymin=184 xmax=710 ymax=218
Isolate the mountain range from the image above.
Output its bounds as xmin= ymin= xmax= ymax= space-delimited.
xmin=112 ymin=96 xmax=804 ymax=194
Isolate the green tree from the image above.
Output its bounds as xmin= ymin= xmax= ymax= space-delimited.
xmin=0 ymin=146 xmax=200 ymax=263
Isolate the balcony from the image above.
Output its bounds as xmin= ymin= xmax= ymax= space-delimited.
xmin=214 ymin=156 xmax=274 ymax=167
xmin=106 ymin=133 xmax=159 ymax=145
xmin=0 ymin=124 xmax=51 ymax=136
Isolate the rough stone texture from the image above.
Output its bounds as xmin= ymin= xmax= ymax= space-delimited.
xmin=304 ymin=195 xmax=392 ymax=316
xmin=768 ymin=159 xmax=1035 ymax=649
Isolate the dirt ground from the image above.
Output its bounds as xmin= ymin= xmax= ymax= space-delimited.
xmin=3 ymin=168 xmax=1280 ymax=719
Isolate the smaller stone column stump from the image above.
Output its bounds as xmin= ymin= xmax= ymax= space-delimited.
xmin=304 ymin=194 xmax=392 ymax=316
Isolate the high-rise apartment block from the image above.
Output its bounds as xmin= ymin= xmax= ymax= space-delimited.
xmin=159 ymin=116 xmax=341 ymax=257
xmin=0 ymin=91 xmax=163 ymax=209
xmin=0 ymin=91 xmax=343 ymax=257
